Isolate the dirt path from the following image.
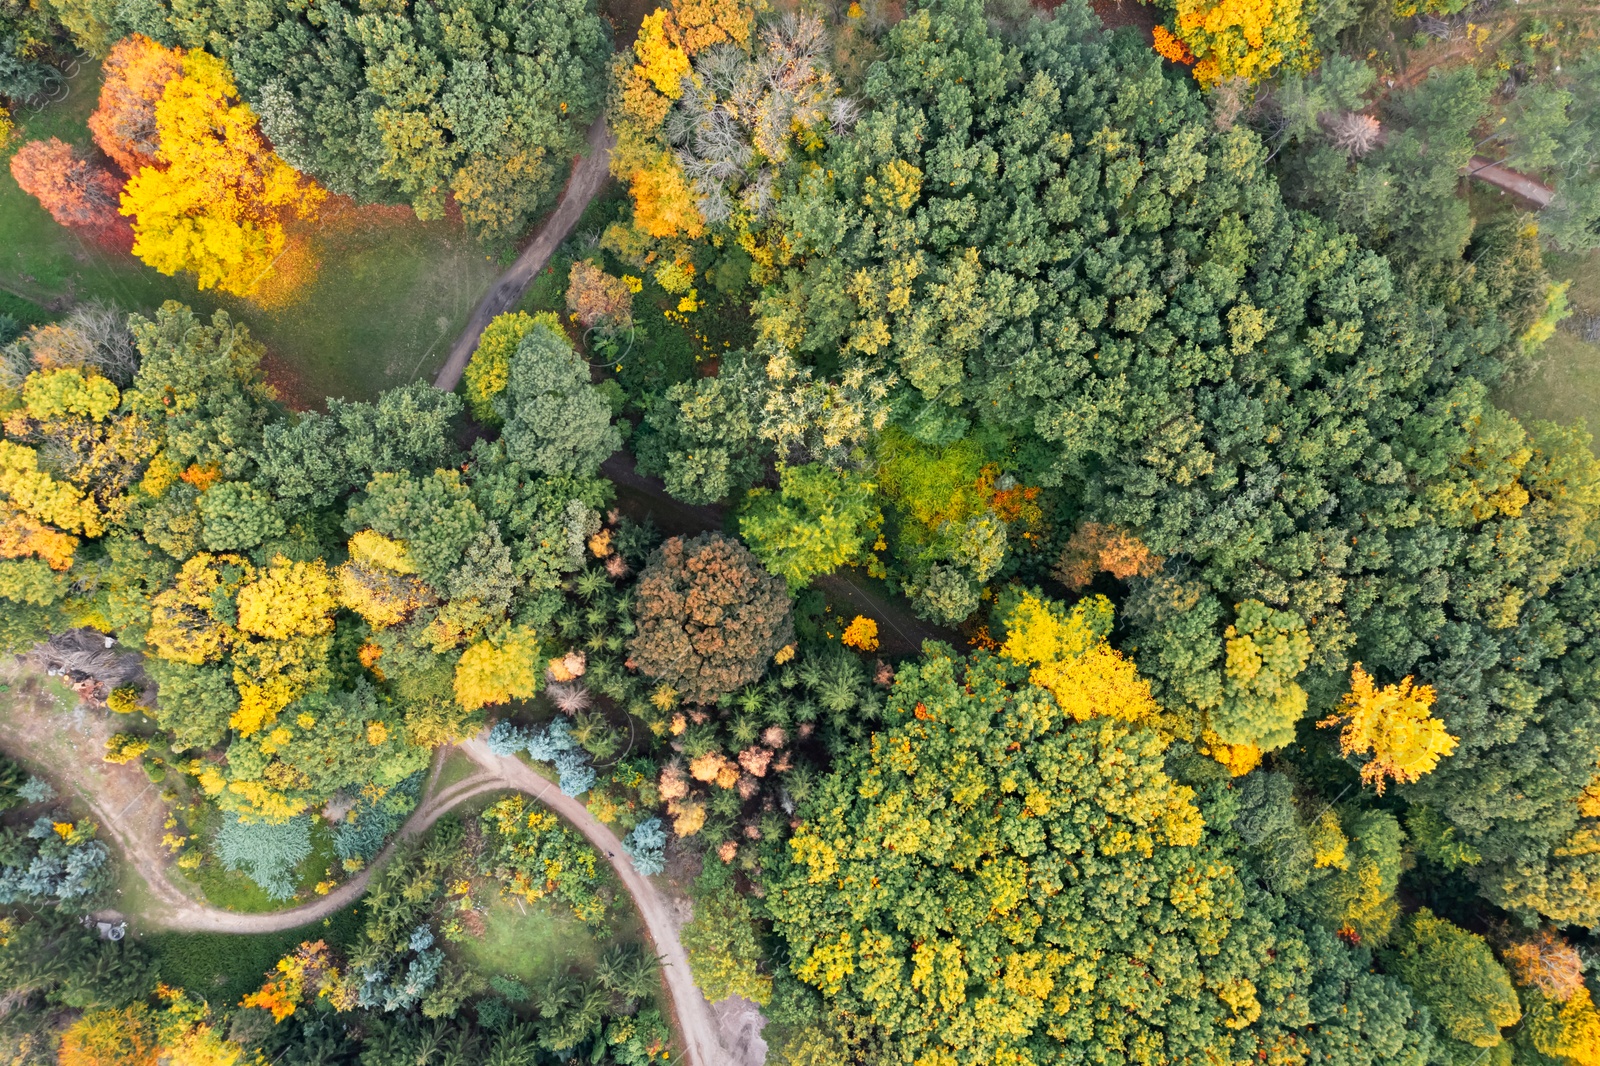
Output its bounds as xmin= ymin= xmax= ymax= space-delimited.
xmin=433 ymin=117 xmax=616 ymax=392
xmin=455 ymin=739 xmax=727 ymax=1066
xmin=1465 ymin=157 xmax=1555 ymax=207
xmin=0 ymin=674 xmax=733 ymax=1065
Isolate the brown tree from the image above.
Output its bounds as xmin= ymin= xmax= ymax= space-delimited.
xmin=88 ymin=34 xmax=184 ymax=176
xmin=630 ymin=533 xmax=793 ymax=704
xmin=1052 ymin=521 xmax=1163 ymax=589
xmin=566 ymin=260 xmax=634 ymax=332
xmin=8 ymin=138 xmax=122 ymax=228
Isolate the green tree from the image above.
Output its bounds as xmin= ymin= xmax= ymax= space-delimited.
xmin=739 ymin=464 xmax=881 ymax=591
xmin=1385 ymin=909 xmax=1521 ymax=1056
xmin=682 ymin=863 xmax=772 ymax=1005
xmin=497 ymin=320 xmax=621 ymax=479
xmin=199 ymin=480 xmax=284 ymax=551
xmin=634 ymin=354 xmax=767 ymax=504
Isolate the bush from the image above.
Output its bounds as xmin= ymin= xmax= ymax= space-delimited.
xmin=215 ymin=813 xmax=312 ymax=901
xmin=630 ymin=534 xmax=794 ymax=705
xmin=0 ymin=817 xmax=113 ymax=909
xmin=621 ymin=818 xmax=667 ymax=876
xmin=334 ymin=775 xmax=421 ymax=865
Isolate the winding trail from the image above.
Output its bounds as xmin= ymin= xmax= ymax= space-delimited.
xmin=433 ymin=116 xmax=617 ymax=392
xmin=0 ymin=675 xmax=726 ymax=1065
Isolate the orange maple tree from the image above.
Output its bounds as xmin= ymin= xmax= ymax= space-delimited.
xmin=88 ymin=34 xmax=184 ymax=176
xmin=1053 ymin=521 xmax=1163 ymax=589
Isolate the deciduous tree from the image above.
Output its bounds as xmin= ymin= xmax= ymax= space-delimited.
xmin=630 ymin=533 xmax=793 ymax=704
xmin=9 ymin=138 xmax=122 ymax=228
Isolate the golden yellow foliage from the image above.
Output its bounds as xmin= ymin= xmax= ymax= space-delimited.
xmin=337 ymin=533 xmax=431 ymax=629
xmin=1170 ymin=0 xmax=1311 ymax=87
xmin=58 ymin=1005 xmax=159 ymax=1066
xmin=0 ymin=440 xmax=103 ymax=536
xmin=634 ymin=11 xmax=692 ymax=98
xmin=0 ymin=504 xmax=79 ymax=570
xmin=628 ymin=152 xmax=705 ymax=240
xmin=22 ymin=368 xmax=120 ymax=422
xmin=1525 ymin=985 xmax=1600 ymax=1066
xmin=236 ymin=557 xmax=336 ymax=639
xmin=1319 ymin=663 xmax=1458 ymax=795
xmin=453 ymin=625 xmax=542 ymax=712
xmin=103 ymin=733 xmax=150 ymax=764
xmin=1000 ymin=592 xmax=1159 ymax=727
xmin=120 ymin=48 xmax=324 ymax=301
xmin=1198 ymin=730 xmax=1262 ymax=776
xmin=841 ymin=615 xmax=879 ymax=652
xmin=148 ymin=553 xmax=252 ymax=664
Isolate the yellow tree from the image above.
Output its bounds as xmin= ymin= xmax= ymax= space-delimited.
xmin=1319 ymin=663 xmax=1458 ymax=794
xmin=454 ymin=625 xmax=542 ymax=712
xmin=998 ymin=591 xmax=1159 ymax=727
xmin=120 ymin=49 xmax=324 ymax=303
xmin=1167 ymin=0 xmax=1312 ymax=87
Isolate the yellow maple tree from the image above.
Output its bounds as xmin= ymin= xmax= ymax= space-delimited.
xmin=1168 ymin=0 xmax=1311 ymax=87
xmin=1319 ymin=663 xmax=1458 ymax=794
xmin=236 ymin=557 xmax=337 ymax=640
xmin=119 ymin=48 xmax=324 ymax=303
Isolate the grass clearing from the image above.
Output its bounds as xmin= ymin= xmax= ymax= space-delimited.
xmin=434 ymin=748 xmax=482 ymax=793
xmin=1495 ymin=247 xmax=1600 ymax=443
xmin=1 ymin=62 xmax=505 ymax=404
xmin=142 ymin=906 xmax=361 ymax=1007
xmin=450 ymin=893 xmax=612 ymax=989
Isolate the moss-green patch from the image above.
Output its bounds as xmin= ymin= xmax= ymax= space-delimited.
xmin=450 ymin=893 xmax=610 ymax=988
xmin=1495 ymin=248 xmax=1600 ymax=447
xmin=1 ymin=62 xmax=504 ymax=405
xmin=143 ymin=906 xmax=361 ymax=1008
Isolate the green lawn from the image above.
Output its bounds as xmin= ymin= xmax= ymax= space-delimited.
xmin=450 ymin=894 xmax=613 ymax=989
xmin=143 ymin=906 xmax=362 ymax=1008
xmin=434 ymin=748 xmax=482 ymax=793
xmin=1495 ymin=248 xmax=1600 ymax=443
xmin=1 ymin=62 xmax=504 ymax=404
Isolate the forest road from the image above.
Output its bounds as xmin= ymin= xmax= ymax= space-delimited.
xmin=433 ymin=116 xmax=616 ymax=393
xmin=1465 ymin=157 xmax=1555 ymax=207
xmin=0 ymin=687 xmax=732 ymax=1066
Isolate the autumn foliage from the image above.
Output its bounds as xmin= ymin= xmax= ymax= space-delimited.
xmin=1053 ymin=522 xmax=1162 ymax=589
xmin=1502 ymin=930 xmax=1587 ymax=1002
xmin=89 ymin=35 xmax=184 ymax=176
xmin=8 ymin=138 xmax=123 ymax=229
xmin=566 ymin=260 xmax=634 ymax=332
xmin=1319 ymin=663 xmax=1458 ymax=794
xmin=58 ymin=1005 xmax=159 ymax=1066
xmin=630 ymin=533 xmax=794 ymax=705
xmin=121 ymin=48 xmax=324 ymax=303
xmin=1167 ymin=0 xmax=1312 ymax=86
xmin=86 ymin=37 xmax=325 ymax=304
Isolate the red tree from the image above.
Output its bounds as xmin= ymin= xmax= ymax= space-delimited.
xmin=8 ymin=138 xmax=123 ymax=228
